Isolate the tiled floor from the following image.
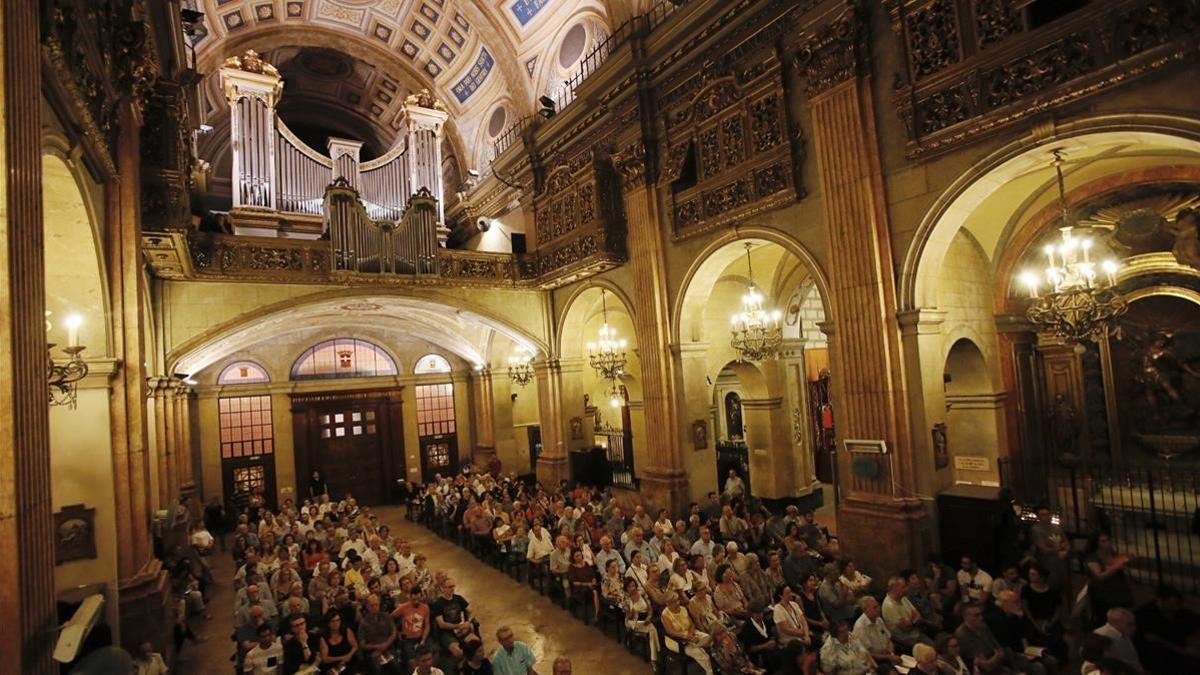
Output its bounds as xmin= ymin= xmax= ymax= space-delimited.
xmin=178 ymin=506 xmax=653 ymax=674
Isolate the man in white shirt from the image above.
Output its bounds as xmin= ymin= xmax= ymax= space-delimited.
xmin=882 ymin=576 xmax=929 ymax=650
xmin=133 ymin=642 xmax=169 ymax=675
xmin=1093 ymin=607 xmax=1143 ymax=673
xmin=593 ymin=535 xmax=625 ymax=575
xmin=689 ymin=527 xmax=718 ymax=563
xmin=852 ymin=597 xmax=899 ymax=669
xmin=394 ymin=540 xmax=417 ymax=577
xmin=243 ymin=624 xmax=283 ymax=674
xmin=956 ymin=555 xmax=994 ymax=604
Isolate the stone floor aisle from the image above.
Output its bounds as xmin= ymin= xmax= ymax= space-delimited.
xmin=178 ymin=505 xmax=653 ymax=674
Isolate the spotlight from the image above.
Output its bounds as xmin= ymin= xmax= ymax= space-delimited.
xmin=538 ymin=96 xmax=556 ymax=119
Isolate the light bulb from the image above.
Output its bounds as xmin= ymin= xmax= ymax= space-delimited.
xmin=64 ymin=313 xmax=83 ymax=347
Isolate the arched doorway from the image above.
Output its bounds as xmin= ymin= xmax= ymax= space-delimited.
xmin=558 ymin=284 xmax=644 ymax=490
xmin=674 ymin=232 xmax=832 ymax=503
xmin=942 ymin=338 xmax=1005 ymax=484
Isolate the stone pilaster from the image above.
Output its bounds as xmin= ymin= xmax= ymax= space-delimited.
xmin=794 ymin=4 xmax=929 ymax=573
xmin=619 ymin=173 xmax=688 ymax=513
xmin=0 ymin=0 xmax=57 ymax=669
xmin=898 ymin=309 xmax=949 ymax=498
xmin=107 ymin=97 xmax=168 ymax=652
xmin=534 ymin=359 xmax=568 ymax=485
xmin=471 ymin=368 xmax=497 ymax=468
xmin=150 ymin=377 xmax=174 ymax=507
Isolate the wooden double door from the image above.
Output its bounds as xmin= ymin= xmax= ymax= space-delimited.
xmin=291 ymin=389 xmax=405 ymax=505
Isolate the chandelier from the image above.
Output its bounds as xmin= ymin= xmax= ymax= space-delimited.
xmin=507 ymin=350 xmax=534 ymax=387
xmin=606 ymin=381 xmax=625 ymax=409
xmin=587 ymin=289 xmax=627 ymax=381
xmin=1019 ymin=151 xmax=1126 ymax=343
xmin=47 ymin=312 xmax=89 ymax=408
xmin=730 ymin=242 xmax=783 ymax=362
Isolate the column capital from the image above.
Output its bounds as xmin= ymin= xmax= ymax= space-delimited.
xmin=816 ymin=320 xmax=836 ymax=337
xmin=896 ymin=308 xmax=948 ymax=336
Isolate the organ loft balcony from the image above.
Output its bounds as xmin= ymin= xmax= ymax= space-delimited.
xmin=142 ymin=49 xmax=625 ymax=290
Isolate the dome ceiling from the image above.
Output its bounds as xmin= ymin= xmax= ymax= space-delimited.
xmin=193 ymin=0 xmax=617 ymax=172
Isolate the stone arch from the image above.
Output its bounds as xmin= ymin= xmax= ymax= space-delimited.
xmin=900 ymin=113 xmax=1200 ymax=312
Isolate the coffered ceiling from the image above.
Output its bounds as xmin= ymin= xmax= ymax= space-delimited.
xmin=193 ymin=0 xmax=620 ymax=173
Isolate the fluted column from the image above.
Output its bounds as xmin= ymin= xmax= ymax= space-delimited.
xmin=150 ymin=377 xmax=173 ymax=507
xmin=0 ymin=0 xmax=56 ymax=669
xmin=471 ymin=368 xmax=497 ymax=468
xmin=534 ymin=359 xmax=567 ymax=484
xmin=177 ymin=384 xmax=195 ymax=494
xmin=619 ymin=172 xmax=688 ymax=513
xmin=792 ymin=4 xmax=928 ymax=572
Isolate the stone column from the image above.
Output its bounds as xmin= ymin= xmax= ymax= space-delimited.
xmin=0 ymin=0 xmax=57 ymax=669
xmin=780 ymin=341 xmax=820 ymax=499
xmin=677 ymin=342 xmax=715 ymax=500
xmin=107 ymin=97 xmax=168 ymax=652
xmin=534 ymin=359 xmax=568 ymax=484
xmin=179 ymin=385 xmax=196 ymax=495
xmin=172 ymin=380 xmax=195 ymax=495
xmin=741 ymin=397 xmax=794 ymax=499
xmin=149 ymin=377 xmax=174 ymax=507
xmin=619 ymin=168 xmax=688 ymax=513
xmin=471 ymin=368 xmax=497 ymax=468
xmin=898 ymin=309 xmax=949 ymax=498
xmin=792 ymin=5 xmax=929 ymax=572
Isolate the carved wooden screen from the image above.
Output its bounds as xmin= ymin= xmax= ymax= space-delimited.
xmin=530 ymin=154 xmax=625 ymax=282
xmin=660 ymin=65 xmax=799 ymax=240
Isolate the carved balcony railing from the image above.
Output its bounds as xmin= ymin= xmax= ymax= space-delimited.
xmin=887 ymin=0 xmax=1200 ymax=158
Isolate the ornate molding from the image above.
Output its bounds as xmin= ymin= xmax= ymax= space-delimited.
xmin=791 ymin=2 xmax=868 ymax=97
xmin=892 ymin=0 xmax=1200 ymax=158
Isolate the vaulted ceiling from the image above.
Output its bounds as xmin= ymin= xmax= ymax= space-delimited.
xmin=193 ymin=0 xmax=623 ymax=177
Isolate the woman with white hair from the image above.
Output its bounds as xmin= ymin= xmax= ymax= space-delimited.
xmin=661 ymin=591 xmax=714 ymax=675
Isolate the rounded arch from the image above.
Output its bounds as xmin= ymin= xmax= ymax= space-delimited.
xmin=900 ymin=113 xmax=1200 ymax=311
xmin=413 ymin=353 xmax=453 ymax=374
xmin=217 ymin=360 xmax=272 ymax=384
xmin=291 ymin=337 xmax=400 ymax=380
xmin=532 ymin=9 xmax=610 ymax=103
xmin=671 ymin=226 xmax=831 ymax=347
xmin=943 ymin=338 xmax=991 ymax=395
xmin=555 ymin=278 xmax=638 ymax=359
xmin=41 ymin=140 xmax=110 ymax=357
xmin=166 ymin=288 xmax=549 ymax=377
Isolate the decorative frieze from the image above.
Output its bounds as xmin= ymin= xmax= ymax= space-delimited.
xmin=891 ymin=0 xmax=1200 ymax=158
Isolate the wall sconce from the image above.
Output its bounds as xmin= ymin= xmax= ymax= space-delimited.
xmin=48 ymin=312 xmax=88 ymax=408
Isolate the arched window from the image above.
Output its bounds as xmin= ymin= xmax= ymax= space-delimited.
xmin=413 ymin=354 xmax=452 ymax=374
xmin=291 ymin=338 xmax=398 ymax=380
xmin=217 ymin=361 xmax=271 ymax=385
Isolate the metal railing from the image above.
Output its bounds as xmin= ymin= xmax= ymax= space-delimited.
xmin=1000 ymin=457 xmax=1200 ymax=592
xmin=597 ymin=425 xmax=637 ymax=491
xmin=491 ymin=0 xmax=691 ymax=158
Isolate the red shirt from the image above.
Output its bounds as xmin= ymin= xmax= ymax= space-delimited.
xmin=395 ymin=602 xmax=430 ymax=640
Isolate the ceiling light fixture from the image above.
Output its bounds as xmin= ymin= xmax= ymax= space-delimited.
xmin=730 ymin=242 xmax=783 ymax=362
xmin=1019 ymin=150 xmax=1126 ymax=343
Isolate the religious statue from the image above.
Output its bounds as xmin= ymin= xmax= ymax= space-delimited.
xmin=1047 ymin=393 xmax=1081 ymax=462
xmin=931 ymin=422 xmax=949 ymax=470
xmin=1170 ymin=207 xmax=1200 ymax=269
xmin=223 ymin=49 xmax=279 ymax=77
xmin=724 ymin=392 xmax=744 ymax=441
xmin=1130 ymin=330 xmax=1200 ymax=430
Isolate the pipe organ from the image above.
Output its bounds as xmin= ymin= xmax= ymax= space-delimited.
xmin=220 ymin=50 xmax=450 ymax=265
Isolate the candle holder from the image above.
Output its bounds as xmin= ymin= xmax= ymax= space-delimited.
xmin=48 ymin=343 xmax=89 ymax=408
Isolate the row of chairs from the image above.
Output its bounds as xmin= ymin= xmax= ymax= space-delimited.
xmin=415 ymin=507 xmax=708 ymax=674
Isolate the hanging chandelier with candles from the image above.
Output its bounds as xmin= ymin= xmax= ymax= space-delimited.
xmin=587 ymin=289 xmax=628 ymax=381
xmin=1018 ymin=150 xmax=1126 ymax=343
xmin=47 ymin=312 xmax=89 ymax=408
xmin=730 ymin=242 xmax=783 ymax=362
xmin=507 ymin=349 xmax=534 ymax=387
